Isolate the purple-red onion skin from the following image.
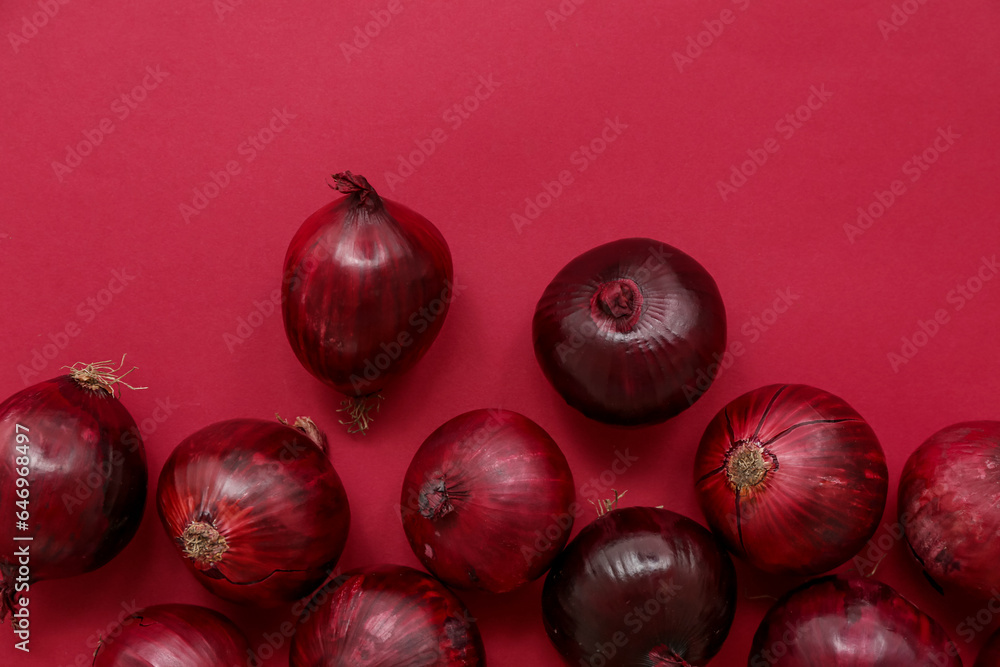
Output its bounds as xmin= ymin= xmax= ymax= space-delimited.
xmin=976 ymin=627 xmax=1000 ymax=667
xmin=401 ymin=409 xmax=575 ymax=593
xmin=290 ymin=564 xmax=486 ymax=666
xmin=156 ymin=419 xmax=350 ymax=607
xmin=0 ymin=375 xmax=146 ymax=618
xmin=748 ymin=575 xmax=962 ymax=666
xmin=542 ymin=506 xmax=737 ymax=666
xmin=92 ymin=603 xmax=249 ymax=667
xmin=532 ymin=237 xmax=726 ymax=426
xmin=281 ymin=176 xmax=454 ymax=398
xmin=693 ymin=384 xmax=888 ymax=576
xmin=898 ymin=421 xmax=1000 ymax=597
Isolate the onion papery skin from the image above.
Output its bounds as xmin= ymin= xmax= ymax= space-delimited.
xmin=976 ymin=627 xmax=1000 ymax=667
xmin=0 ymin=374 xmax=146 ymax=620
xmin=401 ymin=409 xmax=575 ymax=593
xmin=898 ymin=421 xmax=1000 ymax=597
xmin=290 ymin=564 xmax=486 ymax=666
xmin=281 ymin=173 xmax=454 ymax=409
xmin=532 ymin=237 xmax=726 ymax=426
xmin=693 ymin=384 xmax=888 ymax=576
xmin=748 ymin=575 xmax=962 ymax=666
xmin=92 ymin=603 xmax=250 ymax=667
xmin=156 ymin=418 xmax=350 ymax=607
xmin=542 ymin=506 xmax=736 ymax=667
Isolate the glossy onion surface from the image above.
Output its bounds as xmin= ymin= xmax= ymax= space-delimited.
xmin=281 ymin=172 xmax=454 ymax=431
xmin=694 ymin=384 xmax=887 ymax=575
xmin=532 ymin=237 xmax=726 ymax=426
xmin=898 ymin=421 xmax=1000 ymax=597
xmin=401 ymin=409 xmax=575 ymax=593
xmin=748 ymin=575 xmax=961 ymax=666
xmin=156 ymin=418 xmax=350 ymax=606
xmin=0 ymin=369 xmax=146 ymax=620
xmin=92 ymin=603 xmax=250 ymax=667
xmin=542 ymin=506 xmax=736 ymax=666
xmin=290 ymin=564 xmax=486 ymax=666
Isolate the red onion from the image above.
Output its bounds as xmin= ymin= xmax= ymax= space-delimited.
xmin=290 ymin=564 xmax=485 ymax=666
xmin=92 ymin=603 xmax=250 ymax=666
xmin=748 ymin=575 xmax=961 ymax=666
xmin=898 ymin=420 xmax=1000 ymax=597
xmin=282 ymin=171 xmax=455 ymax=433
xmin=400 ymin=408 xmax=575 ymax=593
xmin=0 ymin=359 xmax=146 ymax=621
xmin=542 ymin=506 xmax=736 ymax=666
xmin=693 ymin=384 xmax=887 ymax=575
xmin=532 ymin=237 xmax=726 ymax=426
xmin=156 ymin=416 xmax=350 ymax=606
xmin=977 ymin=627 xmax=1000 ymax=667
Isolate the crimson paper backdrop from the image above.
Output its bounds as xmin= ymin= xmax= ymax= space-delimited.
xmin=1 ymin=0 xmax=999 ymax=665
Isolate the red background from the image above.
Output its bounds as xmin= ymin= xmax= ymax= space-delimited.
xmin=2 ymin=0 xmax=999 ymax=664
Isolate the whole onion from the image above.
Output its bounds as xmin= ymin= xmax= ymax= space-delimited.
xmin=976 ymin=627 xmax=1000 ymax=667
xmin=898 ymin=420 xmax=1000 ymax=597
xmin=542 ymin=506 xmax=736 ymax=666
xmin=400 ymin=408 xmax=575 ymax=593
xmin=532 ymin=237 xmax=726 ymax=426
xmin=290 ymin=564 xmax=485 ymax=666
xmin=282 ymin=171 xmax=455 ymax=433
xmin=693 ymin=384 xmax=888 ymax=575
xmin=156 ymin=416 xmax=350 ymax=606
xmin=0 ymin=359 xmax=146 ymax=621
xmin=748 ymin=575 xmax=961 ymax=666
xmin=92 ymin=603 xmax=249 ymax=666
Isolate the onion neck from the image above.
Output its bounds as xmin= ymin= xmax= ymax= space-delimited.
xmin=725 ymin=441 xmax=774 ymax=489
xmin=64 ymin=356 xmax=145 ymax=397
xmin=418 ymin=478 xmax=457 ymax=520
xmin=590 ymin=278 xmax=643 ymax=333
xmin=331 ymin=171 xmax=383 ymax=212
xmin=276 ymin=414 xmax=329 ymax=454
xmin=182 ymin=522 xmax=229 ymax=568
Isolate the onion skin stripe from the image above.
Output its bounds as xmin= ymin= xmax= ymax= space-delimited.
xmin=760 ymin=418 xmax=866 ymax=447
xmin=752 ymin=384 xmax=789 ymax=440
xmin=696 ymin=466 xmax=725 ymax=484
xmin=735 ymin=495 xmax=745 ymax=551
